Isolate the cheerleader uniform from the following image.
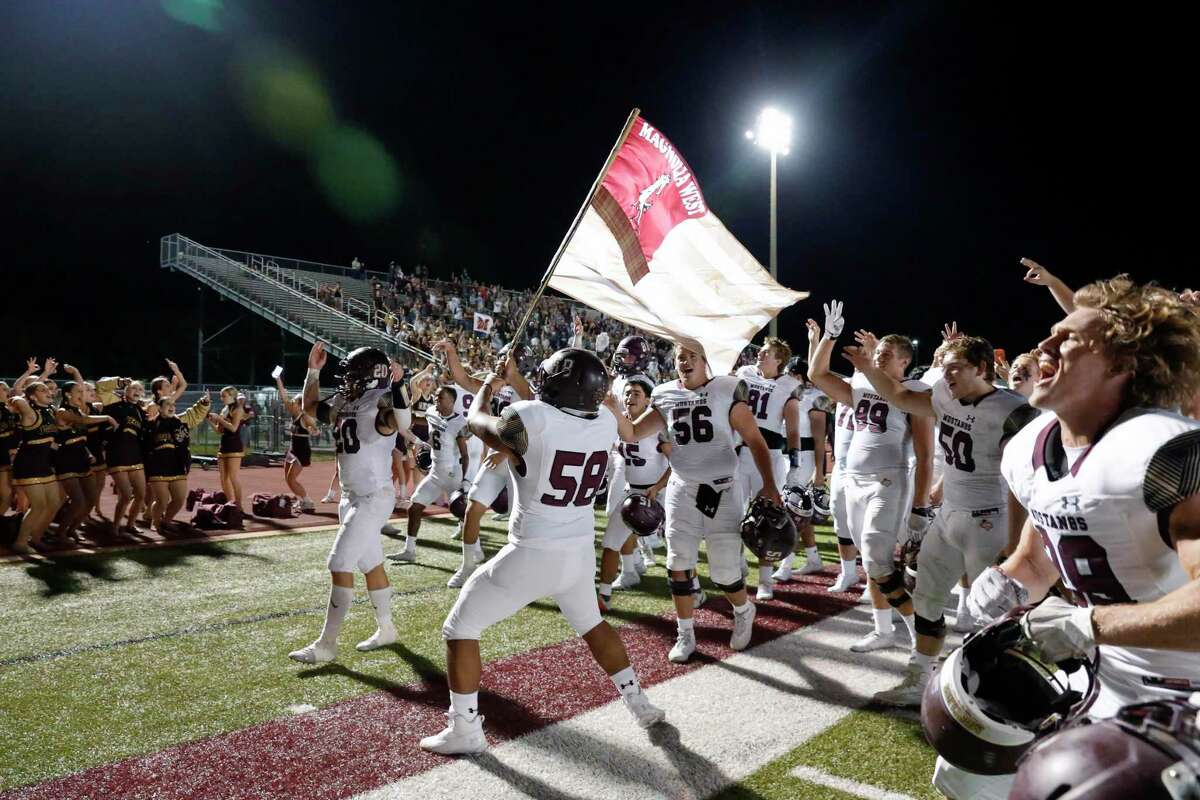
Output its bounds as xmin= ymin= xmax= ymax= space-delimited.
xmin=0 ymin=405 xmax=18 ymax=475
xmin=86 ymin=405 xmax=107 ymax=475
xmin=411 ymin=394 xmax=431 ymax=443
xmin=53 ymin=405 xmax=93 ymax=480
xmin=175 ymin=395 xmax=210 ymax=475
xmin=12 ymin=404 xmax=57 ymax=487
xmin=217 ymin=405 xmax=245 ymax=458
xmin=287 ymin=413 xmax=312 ymax=467
xmin=103 ymin=399 xmax=146 ymax=472
xmin=146 ymin=417 xmax=187 ymax=483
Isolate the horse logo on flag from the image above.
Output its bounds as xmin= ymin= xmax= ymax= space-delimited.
xmin=631 ymin=173 xmax=670 ymax=232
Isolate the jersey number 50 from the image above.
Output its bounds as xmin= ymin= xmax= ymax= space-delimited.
xmin=541 ymin=450 xmax=609 ymax=507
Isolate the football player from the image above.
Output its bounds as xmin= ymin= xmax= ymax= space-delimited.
xmin=419 ymin=349 xmax=665 ymax=755
xmin=615 ymin=344 xmax=782 ymax=663
xmin=950 ymin=276 xmax=1200 ymax=800
xmin=289 ymin=343 xmax=407 ymax=663
xmin=843 ymin=334 xmax=1037 ymax=706
xmin=809 ymin=301 xmax=936 ymax=653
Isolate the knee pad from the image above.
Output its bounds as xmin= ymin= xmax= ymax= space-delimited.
xmin=670 ymin=579 xmax=694 ymax=597
xmin=875 ymin=571 xmax=906 ymax=596
xmin=712 ymin=578 xmax=746 ymax=594
xmin=836 ymin=536 xmax=855 ymax=547
xmin=885 ymin=590 xmax=911 ymax=609
xmin=914 ymin=614 xmax=946 ymax=638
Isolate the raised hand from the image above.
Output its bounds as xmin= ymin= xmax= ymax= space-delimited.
xmin=42 ymin=357 xmax=59 ymax=376
xmin=307 ymin=341 xmax=327 ymax=370
xmin=853 ymin=329 xmax=879 ymax=355
xmin=63 ymin=363 xmax=82 ymax=379
xmin=994 ymin=353 xmax=1012 ymax=383
xmin=822 ymin=300 xmax=845 ymax=338
xmin=841 ymin=343 xmax=873 ymax=372
xmin=806 ymin=318 xmax=822 ymax=347
xmin=166 ymin=359 xmax=180 ymax=374
xmin=941 ymin=321 xmax=962 ymax=342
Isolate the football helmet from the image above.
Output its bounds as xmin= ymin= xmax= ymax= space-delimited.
xmin=534 ymin=348 xmax=611 ymax=414
xmin=921 ymin=611 xmax=1098 ymax=776
xmin=811 ymin=485 xmax=831 ymax=517
xmin=612 ymin=336 xmax=651 ymax=376
xmin=740 ymin=496 xmax=797 ymax=562
xmin=489 ymin=488 xmax=509 ymax=515
xmin=784 ymin=356 xmax=808 ymax=378
xmin=415 ymin=447 xmax=432 ymax=472
xmin=337 ymin=347 xmax=391 ymax=400
xmin=620 ymin=493 xmax=665 ymax=537
xmin=783 ymin=484 xmax=813 ymax=520
xmin=498 ymin=342 xmax=536 ymax=376
xmin=1010 ymin=695 xmax=1200 ymax=800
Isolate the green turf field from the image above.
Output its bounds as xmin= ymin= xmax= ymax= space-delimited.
xmin=0 ymin=514 xmax=938 ymax=796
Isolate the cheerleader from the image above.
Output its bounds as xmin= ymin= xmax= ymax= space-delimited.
xmin=146 ymin=391 xmax=210 ymax=530
xmin=98 ymin=376 xmax=149 ymax=534
xmin=53 ymin=374 xmax=118 ymax=544
xmin=0 ymin=381 xmax=18 ymax=517
xmin=83 ymin=382 xmax=108 ymax=521
xmin=208 ymin=386 xmax=246 ymax=511
xmin=275 ymin=373 xmax=317 ymax=511
xmin=143 ymin=359 xmax=187 ymax=525
xmin=407 ymin=364 xmax=436 ymax=480
xmin=7 ymin=382 xmax=64 ymax=553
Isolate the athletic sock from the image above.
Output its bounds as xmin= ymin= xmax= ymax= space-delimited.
xmin=318 ymin=585 xmax=354 ymax=646
xmin=956 ymin=586 xmax=970 ymax=616
xmin=450 ymin=690 xmax=479 ymax=721
xmin=758 ymin=565 xmax=773 ymax=585
xmin=597 ymin=582 xmax=613 ymax=598
xmin=461 ymin=542 xmax=477 ymax=567
xmin=403 ymin=536 xmax=416 ymax=553
xmin=732 ymin=600 xmax=752 ymax=615
xmin=913 ymin=651 xmax=935 ymax=674
xmin=778 ymin=552 xmax=794 ymax=570
xmin=872 ymin=608 xmax=892 ymax=635
xmin=367 ymin=587 xmax=393 ymax=629
xmin=840 ymin=558 xmax=857 ymax=577
xmin=620 ymin=553 xmax=637 ymax=574
xmin=677 ymin=616 xmax=695 ymax=632
xmin=805 ymin=545 xmax=819 ymax=560
xmin=901 ymin=613 xmax=917 ymax=643
xmin=610 ymin=666 xmax=641 ymax=699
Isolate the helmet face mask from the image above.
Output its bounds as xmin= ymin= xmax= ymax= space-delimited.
xmin=740 ymin=497 xmax=797 ymax=562
xmin=337 ymin=347 xmax=391 ymax=400
xmin=612 ymin=336 xmax=651 ymax=377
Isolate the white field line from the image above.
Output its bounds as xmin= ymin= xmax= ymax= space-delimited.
xmin=354 ymin=606 xmax=941 ymax=800
xmin=790 ymin=765 xmax=920 ymax=800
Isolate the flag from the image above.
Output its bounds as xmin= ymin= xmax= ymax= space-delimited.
xmin=548 ymin=114 xmax=807 ymax=376
xmin=473 ymin=311 xmax=494 ymax=334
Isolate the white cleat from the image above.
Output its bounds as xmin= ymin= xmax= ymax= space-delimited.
xmin=951 ymin=610 xmax=979 ymax=635
xmin=356 ymin=626 xmax=397 ymax=652
xmin=321 ymin=492 xmax=337 ymax=504
xmin=491 ymin=512 xmax=510 ymax=522
xmin=849 ymin=630 xmax=897 ymax=653
xmin=692 ymin=590 xmax=707 ymax=610
xmin=451 ymin=524 xmax=463 ymax=541
xmin=827 ymin=572 xmax=859 ymax=593
xmin=624 ymin=692 xmax=667 ymax=728
xmin=668 ymin=628 xmax=697 ymax=663
xmin=873 ymin=666 xmax=929 ymax=707
xmin=771 ymin=564 xmax=793 ymax=583
xmin=633 ymin=550 xmax=646 ymax=576
xmin=613 ymin=571 xmax=641 ymax=590
xmin=288 ymin=640 xmax=336 ymax=664
xmin=299 ymin=497 xmax=316 ymax=512
xmin=396 ymin=497 xmax=412 ymax=510
xmin=730 ymin=603 xmax=757 ymax=651
xmin=387 ymin=549 xmax=417 ymax=563
xmin=381 ymin=523 xmax=402 ymax=536
xmin=858 ymin=585 xmax=872 ymax=604
xmin=797 ymin=553 xmax=824 ymax=574
xmin=447 ymin=562 xmax=478 ymax=588
xmin=419 ymin=712 xmax=487 ymax=755
xmin=756 ymin=582 xmax=774 ymax=601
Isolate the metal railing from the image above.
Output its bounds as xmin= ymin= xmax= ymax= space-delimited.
xmin=212 ymin=245 xmax=389 ymax=281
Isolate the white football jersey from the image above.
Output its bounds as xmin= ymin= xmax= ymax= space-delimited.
xmin=652 ymin=375 xmax=743 ymax=484
xmin=617 ymin=432 xmax=669 ymax=488
xmin=844 ymin=371 xmax=929 ymax=474
xmin=832 ymin=401 xmax=856 ymax=468
xmin=491 ymin=385 xmax=518 ymax=416
xmin=452 ymin=383 xmax=477 ymax=417
xmin=507 ymin=400 xmax=617 ymax=546
xmin=329 ymin=388 xmax=397 ymax=495
xmin=736 ymin=365 xmax=803 ymax=438
xmin=932 ymin=381 xmax=1036 ymax=511
xmin=427 ymin=409 xmax=470 ymax=480
xmin=1003 ymin=408 xmax=1200 ymax=690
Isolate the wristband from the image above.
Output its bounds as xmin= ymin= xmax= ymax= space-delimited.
xmin=306 ymin=368 xmax=321 ymax=381
xmin=785 ymin=448 xmax=800 ymax=468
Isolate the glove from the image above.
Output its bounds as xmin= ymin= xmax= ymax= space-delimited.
xmin=966 ymin=566 xmax=1030 ymax=622
xmin=907 ymin=506 xmax=934 ymax=539
xmin=1020 ymin=596 xmax=1096 ymax=662
xmin=823 ymin=300 xmax=845 ymax=339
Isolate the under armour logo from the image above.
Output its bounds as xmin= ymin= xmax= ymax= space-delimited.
xmin=468 ymin=707 xmax=476 ymax=715
xmin=966 ymin=415 xmax=976 ymax=426
xmin=1060 ymin=495 xmax=1081 ymax=512
xmin=619 ymin=680 xmax=636 ymax=691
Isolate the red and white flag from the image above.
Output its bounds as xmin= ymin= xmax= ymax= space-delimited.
xmin=548 ymin=114 xmax=807 ymax=375
xmin=473 ymin=311 xmax=494 ymax=334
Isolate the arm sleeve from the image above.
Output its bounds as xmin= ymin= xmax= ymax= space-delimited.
xmin=1001 ymin=404 xmax=1041 ymax=447
xmin=731 ymin=379 xmax=750 ymax=406
xmin=96 ymin=378 xmax=120 ymax=405
xmin=179 ymin=397 xmax=211 ymax=428
xmin=497 ymin=406 xmax=530 ymax=456
xmin=1144 ymin=429 xmax=1200 ymax=513
xmin=391 ymin=381 xmax=410 ymax=410
xmin=812 ymin=393 xmax=835 ymax=413
xmin=315 ymin=394 xmax=345 ymax=426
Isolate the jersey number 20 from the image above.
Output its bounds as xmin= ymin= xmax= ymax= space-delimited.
xmin=335 ymin=418 xmax=360 ymax=454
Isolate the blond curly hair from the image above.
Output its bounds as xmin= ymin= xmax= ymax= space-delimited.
xmin=1073 ymin=275 xmax=1200 ymax=410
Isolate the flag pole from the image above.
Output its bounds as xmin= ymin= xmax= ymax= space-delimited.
xmin=509 ymin=107 xmax=641 ymax=349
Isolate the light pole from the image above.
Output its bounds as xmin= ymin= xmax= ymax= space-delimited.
xmin=746 ymin=107 xmax=792 ymax=338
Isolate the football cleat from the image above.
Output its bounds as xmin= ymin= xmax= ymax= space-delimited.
xmin=756 ymin=582 xmax=775 ymax=601
xmin=730 ymin=603 xmax=757 ymax=650
xmin=951 ymin=609 xmax=979 ymax=635
xmin=772 ymin=562 xmax=794 ymax=582
xmin=613 ymin=571 xmax=641 ymax=590
xmin=849 ymin=630 xmax=896 ymax=653
xmin=419 ymin=712 xmax=487 ymax=755
xmin=598 ymin=592 xmax=611 ymax=613
xmin=387 ymin=549 xmax=417 ymax=563
xmin=633 ymin=549 xmax=646 ymax=575
xmin=321 ymin=491 xmax=338 ymax=503
xmin=828 ymin=571 xmax=859 ymax=593
xmin=668 ymin=628 xmax=697 ymax=663
xmin=798 ymin=552 xmax=824 ymax=574
xmin=873 ymin=665 xmax=929 ymax=708
xmin=288 ymin=640 xmax=336 ymax=664
xmin=381 ymin=523 xmax=402 ymax=536
xmin=692 ymin=589 xmax=707 ymax=610
xmin=299 ymin=497 xmax=316 ymax=512
xmin=624 ymin=692 xmax=667 ymax=728
xmin=447 ymin=562 xmax=478 ymax=589
xmin=356 ymin=626 xmax=397 ymax=652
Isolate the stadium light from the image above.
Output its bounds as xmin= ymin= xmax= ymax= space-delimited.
xmin=746 ymin=107 xmax=794 ymax=336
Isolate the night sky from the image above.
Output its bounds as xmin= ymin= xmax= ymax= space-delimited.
xmin=2 ymin=2 xmax=1189 ymax=384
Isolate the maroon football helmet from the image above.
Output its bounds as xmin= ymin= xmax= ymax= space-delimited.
xmin=740 ymin=496 xmax=797 ymax=562
xmin=612 ymin=336 xmax=651 ymax=376
xmin=920 ymin=611 xmax=1098 ymax=776
xmin=448 ymin=490 xmax=468 ymax=520
xmin=620 ymin=493 xmax=665 ymax=537
xmin=489 ymin=488 xmax=509 ymax=515
xmin=1010 ymin=696 xmax=1200 ymax=800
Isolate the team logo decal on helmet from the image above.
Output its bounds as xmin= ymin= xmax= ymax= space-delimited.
xmin=620 ymin=493 xmax=665 ymax=537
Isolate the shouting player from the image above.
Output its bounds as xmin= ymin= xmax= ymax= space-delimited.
xmin=419 ymin=348 xmax=664 ymax=755
xmin=288 ymin=343 xmax=406 ymax=663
